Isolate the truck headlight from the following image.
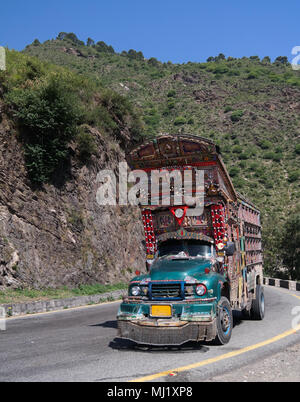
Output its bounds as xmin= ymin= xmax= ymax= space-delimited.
xmin=196 ymin=284 xmax=207 ymax=296
xmin=130 ymin=286 xmax=141 ymax=296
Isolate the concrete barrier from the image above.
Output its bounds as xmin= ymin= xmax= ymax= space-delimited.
xmin=0 ymin=289 xmax=126 ymax=318
xmin=264 ymin=277 xmax=299 ymax=292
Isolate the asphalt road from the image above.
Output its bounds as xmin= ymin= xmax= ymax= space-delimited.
xmin=1 ymin=286 xmax=300 ymax=382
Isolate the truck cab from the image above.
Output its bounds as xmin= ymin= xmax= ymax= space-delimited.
xmin=118 ymin=236 xmax=233 ymax=345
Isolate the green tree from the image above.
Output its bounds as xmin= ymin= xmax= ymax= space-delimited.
xmin=57 ymin=32 xmax=85 ymax=46
xmin=148 ymin=57 xmax=159 ymax=67
xmin=216 ymin=53 xmax=226 ymax=62
xmin=127 ymin=49 xmax=144 ymax=60
xmin=87 ymin=38 xmax=95 ymax=47
xmin=263 ymin=222 xmax=282 ymax=278
xmin=57 ymin=32 xmax=67 ymax=40
xmin=274 ymin=56 xmax=289 ymax=65
xmin=280 ymin=214 xmax=300 ymax=280
xmin=95 ymin=41 xmax=115 ymax=54
xmin=262 ymin=56 xmax=271 ymax=64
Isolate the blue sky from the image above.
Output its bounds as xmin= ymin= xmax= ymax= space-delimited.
xmin=1 ymin=0 xmax=299 ymax=63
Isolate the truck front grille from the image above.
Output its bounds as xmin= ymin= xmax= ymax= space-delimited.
xmin=150 ymin=283 xmax=183 ymax=300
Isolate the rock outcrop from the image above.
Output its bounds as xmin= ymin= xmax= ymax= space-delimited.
xmin=0 ymin=110 xmax=145 ymax=290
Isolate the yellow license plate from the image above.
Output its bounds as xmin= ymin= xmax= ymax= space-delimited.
xmin=151 ymin=305 xmax=172 ymax=317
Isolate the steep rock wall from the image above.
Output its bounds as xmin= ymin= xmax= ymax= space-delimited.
xmin=0 ymin=112 xmax=145 ymax=289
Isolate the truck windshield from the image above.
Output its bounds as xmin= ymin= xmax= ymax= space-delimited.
xmin=158 ymin=240 xmax=212 ymax=259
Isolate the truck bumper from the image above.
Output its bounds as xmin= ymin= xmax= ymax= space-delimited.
xmin=117 ymin=319 xmax=217 ymax=346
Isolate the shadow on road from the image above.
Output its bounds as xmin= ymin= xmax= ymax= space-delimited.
xmin=109 ymin=338 xmax=210 ymax=354
xmin=90 ymin=320 xmax=118 ymax=329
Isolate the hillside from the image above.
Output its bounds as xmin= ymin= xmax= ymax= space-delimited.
xmin=0 ymin=50 xmax=146 ymax=289
xmin=23 ymin=34 xmax=300 ymax=278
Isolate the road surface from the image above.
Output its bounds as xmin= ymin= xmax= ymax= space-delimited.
xmin=1 ymin=286 xmax=300 ymax=382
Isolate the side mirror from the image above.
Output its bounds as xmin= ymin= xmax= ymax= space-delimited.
xmin=224 ymin=241 xmax=236 ymax=256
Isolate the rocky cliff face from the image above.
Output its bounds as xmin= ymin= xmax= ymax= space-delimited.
xmin=0 ymin=107 xmax=145 ymax=290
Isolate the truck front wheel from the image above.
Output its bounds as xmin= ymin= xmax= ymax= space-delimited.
xmin=214 ymin=297 xmax=233 ymax=345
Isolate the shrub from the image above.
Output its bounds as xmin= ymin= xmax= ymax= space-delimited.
xmin=76 ymin=126 xmax=97 ymax=162
xmin=288 ymin=171 xmax=300 ymax=183
xmin=167 ymin=99 xmax=175 ymax=109
xmin=263 ymin=151 xmax=276 ymax=160
xmin=214 ymin=65 xmax=229 ymax=75
xmin=174 ymin=116 xmax=186 ymax=126
xmin=230 ymin=110 xmax=244 ymax=122
xmin=238 ymin=153 xmax=248 ymax=160
xmin=232 ymin=177 xmax=245 ymax=188
xmin=144 ymin=108 xmax=160 ymax=128
xmin=247 ymin=71 xmax=259 ymax=79
xmin=227 ymin=69 xmax=240 ymax=76
xmin=167 ymin=90 xmax=176 ymax=98
xmin=99 ymin=89 xmax=144 ymax=144
xmin=250 ymin=162 xmax=259 ymax=170
xmin=272 ymin=153 xmax=282 ymax=162
xmin=229 ymin=167 xmax=240 ymax=177
xmin=232 ymin=145 xmax=243 ymax=154
xmin=8 ymin=74 xmax=81 ymax=183
xmin=295 ymin=144 xmax=300 ymax=155
xmin=224 ymin=105 xmax=233 ymax=113
xmin=259 ymin=139 xmax=272 ymax=149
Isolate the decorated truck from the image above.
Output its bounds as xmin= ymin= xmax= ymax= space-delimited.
xmin=117 ymin=134 xmax=264 ymax=345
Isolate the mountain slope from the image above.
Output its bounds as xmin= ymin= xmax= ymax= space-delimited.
xmin=24 ymin=35 xmax=300 ymax=277
xmin=0 ymin=50 xmax=145 ymax=289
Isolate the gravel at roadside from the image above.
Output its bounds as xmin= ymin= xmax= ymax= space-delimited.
xmin=205 ymin=342 xmax=300 ymax=382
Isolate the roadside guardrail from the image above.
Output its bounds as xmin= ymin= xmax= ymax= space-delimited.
xmin=264 ymin=277 xmax=300 ymax=292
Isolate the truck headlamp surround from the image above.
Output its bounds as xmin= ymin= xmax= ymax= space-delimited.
xmin=131 ymin=286 xmax=141 ymax=296
xmin=196 ymin=284 xmax=207 ymax=296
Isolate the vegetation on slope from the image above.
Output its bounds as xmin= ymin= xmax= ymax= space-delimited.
xmin=23 ymin=33 xmax=300 ymax=279
xmin=3 ymin=33 xmax=299 ymax=279
xmin=0 ymin=50 xmax=144 ymax=184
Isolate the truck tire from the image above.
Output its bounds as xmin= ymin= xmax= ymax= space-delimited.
xmin=251 ymin=285 xmax=265 ymax=320
xmin=241 ymin=307 xmax=251 ymax=320
xmin=214 ymin=297 xmax=233 ymax=345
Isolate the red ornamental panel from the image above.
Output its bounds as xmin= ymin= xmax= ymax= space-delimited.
xmin=142 ymin=210 xmax=157 ymax=256
xmin=211 ymin=205 xmax=227 ymax=248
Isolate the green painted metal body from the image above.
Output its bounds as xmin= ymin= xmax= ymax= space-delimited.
xmin=118 ymin=258 xmax=226 ymax=327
